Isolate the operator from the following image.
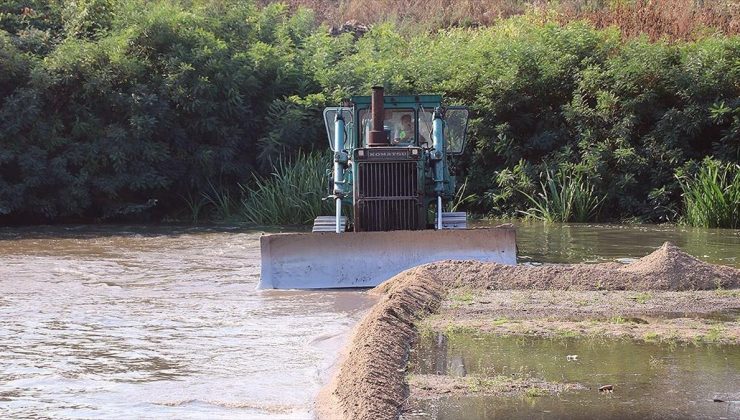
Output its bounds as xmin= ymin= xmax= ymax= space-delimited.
xmin=395 ymin=114 xmax=414 ymax=145
xmin=396 ymin=114 xmax=429 ymax=146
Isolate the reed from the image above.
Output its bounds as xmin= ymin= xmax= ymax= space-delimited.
xmin=202 ymin=181 xmax=236 ymax=221
xmin=180 ymin=191 xmax=209 ymax=223
xmin=240 ymin=152 xmax=333 ymax=225
xmin=519 ymin=168 xmax=604 ymax=222
xmin=678 ymin=159 xmax=740 ymax=228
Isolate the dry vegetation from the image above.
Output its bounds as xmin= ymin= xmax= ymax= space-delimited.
xmin=264 ymin=0 xmax=738 ymax=39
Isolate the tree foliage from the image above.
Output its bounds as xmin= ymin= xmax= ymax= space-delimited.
xmin=0 ymin=1 xmax=737 ymax=224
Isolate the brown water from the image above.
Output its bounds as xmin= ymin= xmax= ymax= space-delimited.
xmin=407 ymin=332 xmax=740 ymax=419
xmin=0 ymin=226 xmax=375 ymax=418
xmin=0 ymin=223 xmax=737 ymax=418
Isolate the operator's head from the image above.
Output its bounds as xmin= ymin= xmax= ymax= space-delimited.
xmin=401 ymin=114 xmax=412 ymax=128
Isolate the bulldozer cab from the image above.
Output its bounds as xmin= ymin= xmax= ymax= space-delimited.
xmin=323 ymin=95 xmax=469 ymax=154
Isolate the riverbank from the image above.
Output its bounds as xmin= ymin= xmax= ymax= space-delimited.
xmin=317 ymin=242 xmax=740 ymax=419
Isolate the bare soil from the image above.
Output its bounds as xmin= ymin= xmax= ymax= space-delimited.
xmin=316 ymin=242 xmax=740 ymax=419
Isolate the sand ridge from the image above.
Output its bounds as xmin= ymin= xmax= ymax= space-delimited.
xmin=427 ymin=242 xmax=739 ymax=291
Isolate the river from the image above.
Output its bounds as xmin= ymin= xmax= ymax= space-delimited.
xmin=0 ymin=222 xmax=737 ymax=418
xmin=0 ymin=226 xmax=375 ymax=419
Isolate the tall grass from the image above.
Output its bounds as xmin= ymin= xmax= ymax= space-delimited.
xmin=519 ymin=168 xmax=604 ymax=223
xmin=240 ymin=152 xmax=333 ymax=225
xmin=677 ymin=159 xmax=740 ymax=228
xmin=180 ymin=191 xmax=209 ymax=223
xmin=180 ymin=181 xmax=236 ymax=223
xmin=447 ymin=177 xmax=477 ymax=212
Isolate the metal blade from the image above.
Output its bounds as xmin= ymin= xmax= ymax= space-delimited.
xmin=259 ymin=227 xmax=516 ymax=289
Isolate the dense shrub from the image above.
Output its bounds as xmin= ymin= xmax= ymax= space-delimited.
xmin=0 ymin=1 xmax=737 ymax=224
xmin=0 ymin=0 xmax=325 ymax=221
xmin=304 ymin=17 xmax=739 ymax=222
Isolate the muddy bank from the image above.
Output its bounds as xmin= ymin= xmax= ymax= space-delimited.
xmin=317 ymin=242 xmax=740 ymax=419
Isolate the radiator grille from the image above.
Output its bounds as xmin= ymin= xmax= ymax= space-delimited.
xmin=357 ymin=199 xmax=420 ymax=231
xmin=355 ymin=160 xmax=423 ymax=232
xmin=357 ymin=161 xmax=418 ymax=198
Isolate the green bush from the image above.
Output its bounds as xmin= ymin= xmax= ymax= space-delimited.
xmin=0 ymin=0 xmax=324 ymax=222
xmin=677 ymin=158 xmax=740 ymax=229
xmin=0 ymin=2 xmax=737 ymax=224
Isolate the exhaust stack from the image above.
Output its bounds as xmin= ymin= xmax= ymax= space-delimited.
xmin=368 ymin=86 xmax=388 ymax=146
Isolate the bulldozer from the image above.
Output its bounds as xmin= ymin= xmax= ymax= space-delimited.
xmin=259 ymin=87 xmax=516 ymax=289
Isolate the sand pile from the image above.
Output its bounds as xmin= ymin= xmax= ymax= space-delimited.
xmin=424 ymin=242 xmax=739 ymax=291
xmin=317 ymin=243 xmax=739 ymax=419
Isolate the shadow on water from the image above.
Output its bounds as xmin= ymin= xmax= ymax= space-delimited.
xmin=407 ymin=332 xmax=740 ymax=419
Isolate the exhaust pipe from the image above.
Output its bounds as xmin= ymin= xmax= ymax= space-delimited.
xmin=368 ymin=86 xmax=388 ymax=146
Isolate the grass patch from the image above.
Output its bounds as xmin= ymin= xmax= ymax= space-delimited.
xmin=555 ymin=329 xmax=581 ymax=339
xmin=609 ymin=316 xmax=627 ymax=324
xmin=630 ymin=292 xmax=652 ymax=304
xmin=525 ymin=387 xmax=547 ymax=398
xmin=417 ymin=324 xmax=435 ymax=341
xmin=714 ymin=289 xmax=740 ymax=298
xmin=643 ymin=331 xmax=660 ymax=342
xmin=677 ymin=158 xmax=740 ymax=229
xmin=705 ymin=325 xmax=724 ymax=343
xmin=491 ymin=317 xmax=511 ymax=327
xmin=466 ymin=375 xmax=510 ymax=393
xmin=449 ymin=290 xmax=475 ymax=305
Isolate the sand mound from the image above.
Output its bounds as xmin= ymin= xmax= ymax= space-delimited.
xmin=619 ymin=242 xmax=738 ymax=289
xmin=423 ymin=242 xmax=739 ymax=291
xmin=316 ymin=267 xmax=445 ymax=420
xmin=317 ymin=243 xmax=739 ymax=419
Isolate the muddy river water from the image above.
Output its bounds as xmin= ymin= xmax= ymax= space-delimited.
xmin=0 ymin=226 xmax=375 ymax=418
xmin=0 ymin=222 xmax=738 ymax=418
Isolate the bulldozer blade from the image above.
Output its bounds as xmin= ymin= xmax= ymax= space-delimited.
xmin=259 ymin=227 xmax=516 ymax=289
